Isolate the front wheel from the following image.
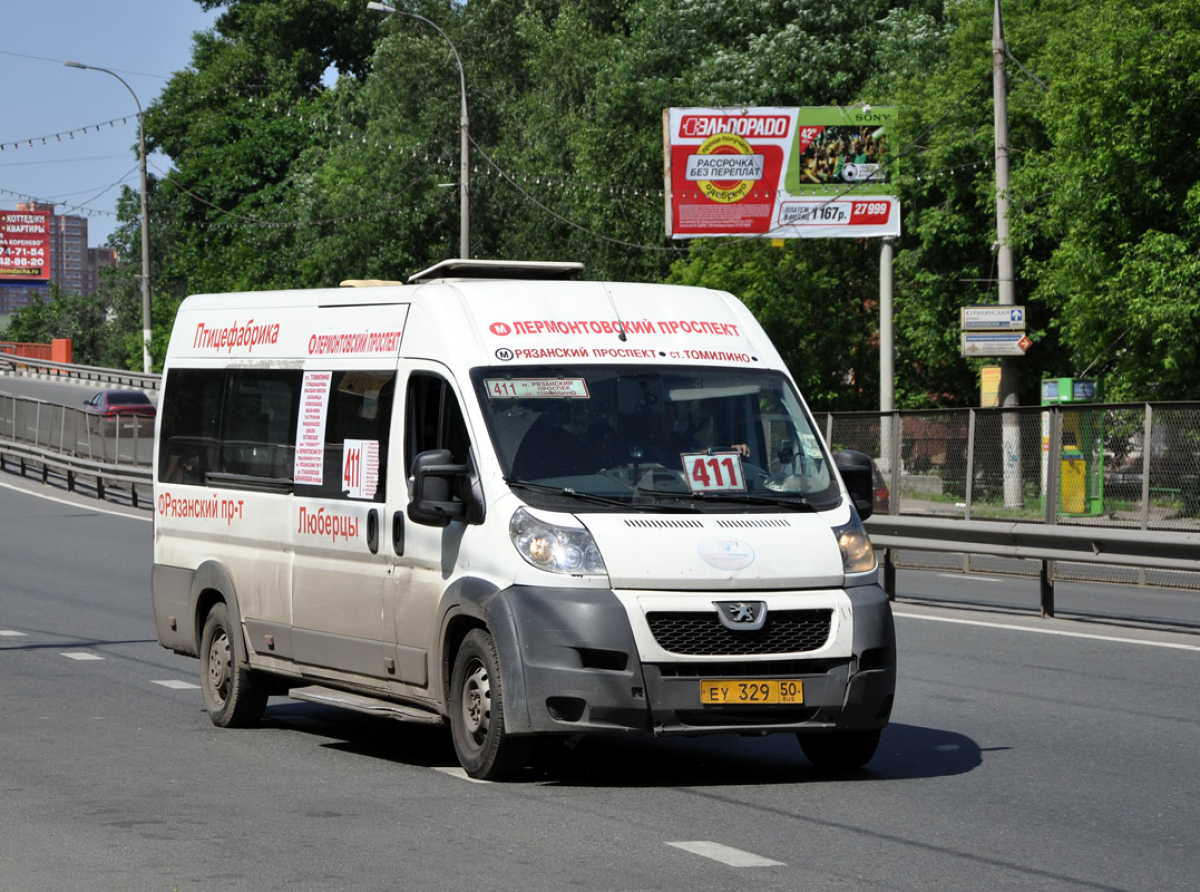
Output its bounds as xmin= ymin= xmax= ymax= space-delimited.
xmin=199 ymin=602 xmax=268 ymax=728
xmin=798 ymin=729 xmax=881 ymax=771
xmin=449 ymin=629 xmax=530 ymax=780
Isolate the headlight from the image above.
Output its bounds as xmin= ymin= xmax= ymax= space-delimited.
xmin=509 ymin=507 xmax=607 ymax=576
xmin=832 ymin=512 xmax=876 ymax=575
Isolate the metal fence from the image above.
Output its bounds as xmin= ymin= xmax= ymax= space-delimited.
xmin=818 ymin=402 xmax=1200 ymax=590
xmin=0 ymin=393 xmax=153 ymax=506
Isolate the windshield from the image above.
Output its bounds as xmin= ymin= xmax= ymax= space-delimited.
xmin=470 ymin=365 xmax=839 ymax=511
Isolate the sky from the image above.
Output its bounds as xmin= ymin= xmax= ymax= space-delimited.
xmin=0 ymin=1 xmax=217 ymax=248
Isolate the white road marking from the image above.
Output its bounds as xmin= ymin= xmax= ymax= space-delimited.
xmin=667 ymin=841 xmax=784 ymax=867
xmin=0 ymin=478 xmax=151 ymax=522
xmin=61 ymin=652 xmax=104 ymax=661
xmin=894 ymin=611 xmax=1200 ymax=652
xmin=431 ymin=766 xmax=490 ymax=784
xmin=153 ymin=679 xmax=201 ymax=690
xmin=1 ymin=630 xmax=28 ymax=637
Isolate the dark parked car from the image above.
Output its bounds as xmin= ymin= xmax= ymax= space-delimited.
xmin=82 ymin=390 xmax=156 ymax=434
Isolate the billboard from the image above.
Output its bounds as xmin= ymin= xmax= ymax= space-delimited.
xmin=0 ymin=209 xmax=51 ymax=281
xmin=663 ymin=107 xmax=900 ymax=240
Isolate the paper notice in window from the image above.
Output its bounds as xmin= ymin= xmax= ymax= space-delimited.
xmin=343 ymin=439 xmax=380 ymax=499
xmin=294 ymin=371 xmax=332 ymax=485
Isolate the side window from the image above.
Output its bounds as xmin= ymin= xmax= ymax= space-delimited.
xmin=294 ymin=370 xmax=395 ymax=502
xmin=157 ymin=368 xmax=302 ymax=486
xmin=158 ymin=368 xmax=225 ymax=484
xmin=219 ymin=371 xmax=300 ymax=479
xmin=405 ymin=373 xmax=471 ymax=475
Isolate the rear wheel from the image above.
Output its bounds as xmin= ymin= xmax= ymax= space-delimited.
xmin=449 ymin=629 xmax=530 ymax=780
xmin=798 ymin=729 xmax=881 ymax=771
xmin=199 ymin=602 xmax=268 ymax=728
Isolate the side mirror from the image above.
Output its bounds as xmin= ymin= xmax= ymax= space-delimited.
xmin=834 ymin=449 xmax=874 ymax=521
xmin=407 ymin=448 xmax=484 ymax=527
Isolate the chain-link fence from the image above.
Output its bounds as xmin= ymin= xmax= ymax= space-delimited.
xmin=816 ymin=402 xmax=1200 ymax=590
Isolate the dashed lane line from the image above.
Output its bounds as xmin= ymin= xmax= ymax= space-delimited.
xmin=667 ymin=841 xmax=784 ymax=867
xmin=152 ymin=679 xmax=201 ymax=690
xmin=60 ymin=652 xmax=104 ymax=661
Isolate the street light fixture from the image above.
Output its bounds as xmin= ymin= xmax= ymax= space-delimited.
xmin=367 ymin=2 xmax=470 ymax=259
xmin=65 ymin=60 xmax=153 ymax=373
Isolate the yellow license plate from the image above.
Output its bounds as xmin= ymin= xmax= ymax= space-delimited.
xmin=699 ymin=679 xmax=804 ymax=705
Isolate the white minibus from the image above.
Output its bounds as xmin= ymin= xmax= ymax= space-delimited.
xmin=152 ymin=260 xmax=895 ymax=779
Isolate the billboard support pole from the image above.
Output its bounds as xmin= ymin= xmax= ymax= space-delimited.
xmin=880 ymin=236 xmax=896 ymax=475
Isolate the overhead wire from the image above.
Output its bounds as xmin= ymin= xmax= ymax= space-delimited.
xmin=2 ymin=66 xmax=998 ymax=250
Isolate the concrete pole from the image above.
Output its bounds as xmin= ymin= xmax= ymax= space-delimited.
xmin=993 ymin=0 xmax=1023 ymax=508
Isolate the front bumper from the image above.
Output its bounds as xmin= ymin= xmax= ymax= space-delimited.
xmin=490 ymin=584 xmax=895 ymax=737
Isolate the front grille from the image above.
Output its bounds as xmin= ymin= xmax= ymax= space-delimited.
xmin=656 ymin=658 xmax=844 ymax=678
xmin=646 ymin=609 xmax=833 ymax=657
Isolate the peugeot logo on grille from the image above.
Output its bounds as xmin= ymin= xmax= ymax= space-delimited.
xmin=714 ymin=601 xmax=768 ymax=631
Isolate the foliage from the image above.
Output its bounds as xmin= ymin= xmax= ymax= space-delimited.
xmin=22 ymin=0 xmax=1200 ymax=405
xmin=5 ymin=283 xmax=112 ymax=366
xmin=1012 ymin=0 xmax=1200 ymax=400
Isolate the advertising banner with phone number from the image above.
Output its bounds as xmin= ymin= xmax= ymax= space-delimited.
xmin=663 ymin=106 xmax=900 ymax=240
xmin=0 ymin=209 xmax=51 ymax=281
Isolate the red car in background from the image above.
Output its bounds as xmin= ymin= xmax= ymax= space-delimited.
xmin=82 ymin=390 xmax=156 ymax=434
xmin=872 ymin=460 xmax=891 ymax=515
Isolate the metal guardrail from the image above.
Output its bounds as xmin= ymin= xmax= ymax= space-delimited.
xmin=865 ymin=513 xmax=1200 ymax=617
xmin=865 ymin=514 xmax=1200 ymax=571
xmin=0 ymin=438 xmax=152 ymax=507
xmin=0 ymin=354 xmax=161 ymax=390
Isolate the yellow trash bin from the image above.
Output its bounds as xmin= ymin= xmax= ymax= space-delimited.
xmin=1060 ymin=450 xmax=1086 ymax=514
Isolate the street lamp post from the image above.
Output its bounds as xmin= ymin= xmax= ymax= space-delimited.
xmin=367 ymin=2 xmax=470 ymax=259
xmin=65 ymin=60 xmax=153 ymax=373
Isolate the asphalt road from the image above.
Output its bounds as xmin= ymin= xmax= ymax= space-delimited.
xmin=0 ymin=468 xmax=1198 ymax=892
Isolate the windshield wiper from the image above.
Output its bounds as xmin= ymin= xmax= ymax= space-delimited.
xmin=504 ymin=478 xmax=700 ymax=512
xmin=633 ymin=488 xmax=829 ymax=512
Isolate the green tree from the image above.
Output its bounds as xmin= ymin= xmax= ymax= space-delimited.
xmin=1014 ymin=0 xmax=1200 ymax=399
xmin=4 ymin=283 xmax=109 ymax=366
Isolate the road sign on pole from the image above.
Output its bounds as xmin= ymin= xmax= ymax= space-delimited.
xmin=961 ymin=305 xmax=1025 ymax=330
xmin=961 ymin=332 xmax=1031 ymax=357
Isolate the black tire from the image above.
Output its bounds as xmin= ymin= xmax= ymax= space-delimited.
xmin=449 ymin=628 xmax=530 ymax=780
xmin=199 ymin=602 xmax=268 ymax=728
xmin=798 ymin=729 xmax=881 ymax=771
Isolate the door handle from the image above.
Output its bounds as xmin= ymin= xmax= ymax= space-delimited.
xmin=367 ymin=508 xmax=379 ymax=554
xmin=392 ymin=510 xmax=405 ymax=556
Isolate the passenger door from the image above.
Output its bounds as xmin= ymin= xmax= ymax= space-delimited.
xmin=290 ymin=368 xmax=397 ymax=681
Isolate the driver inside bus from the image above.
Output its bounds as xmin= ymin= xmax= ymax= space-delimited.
xmin=616 ymin=399 xmax=749 ymax=468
